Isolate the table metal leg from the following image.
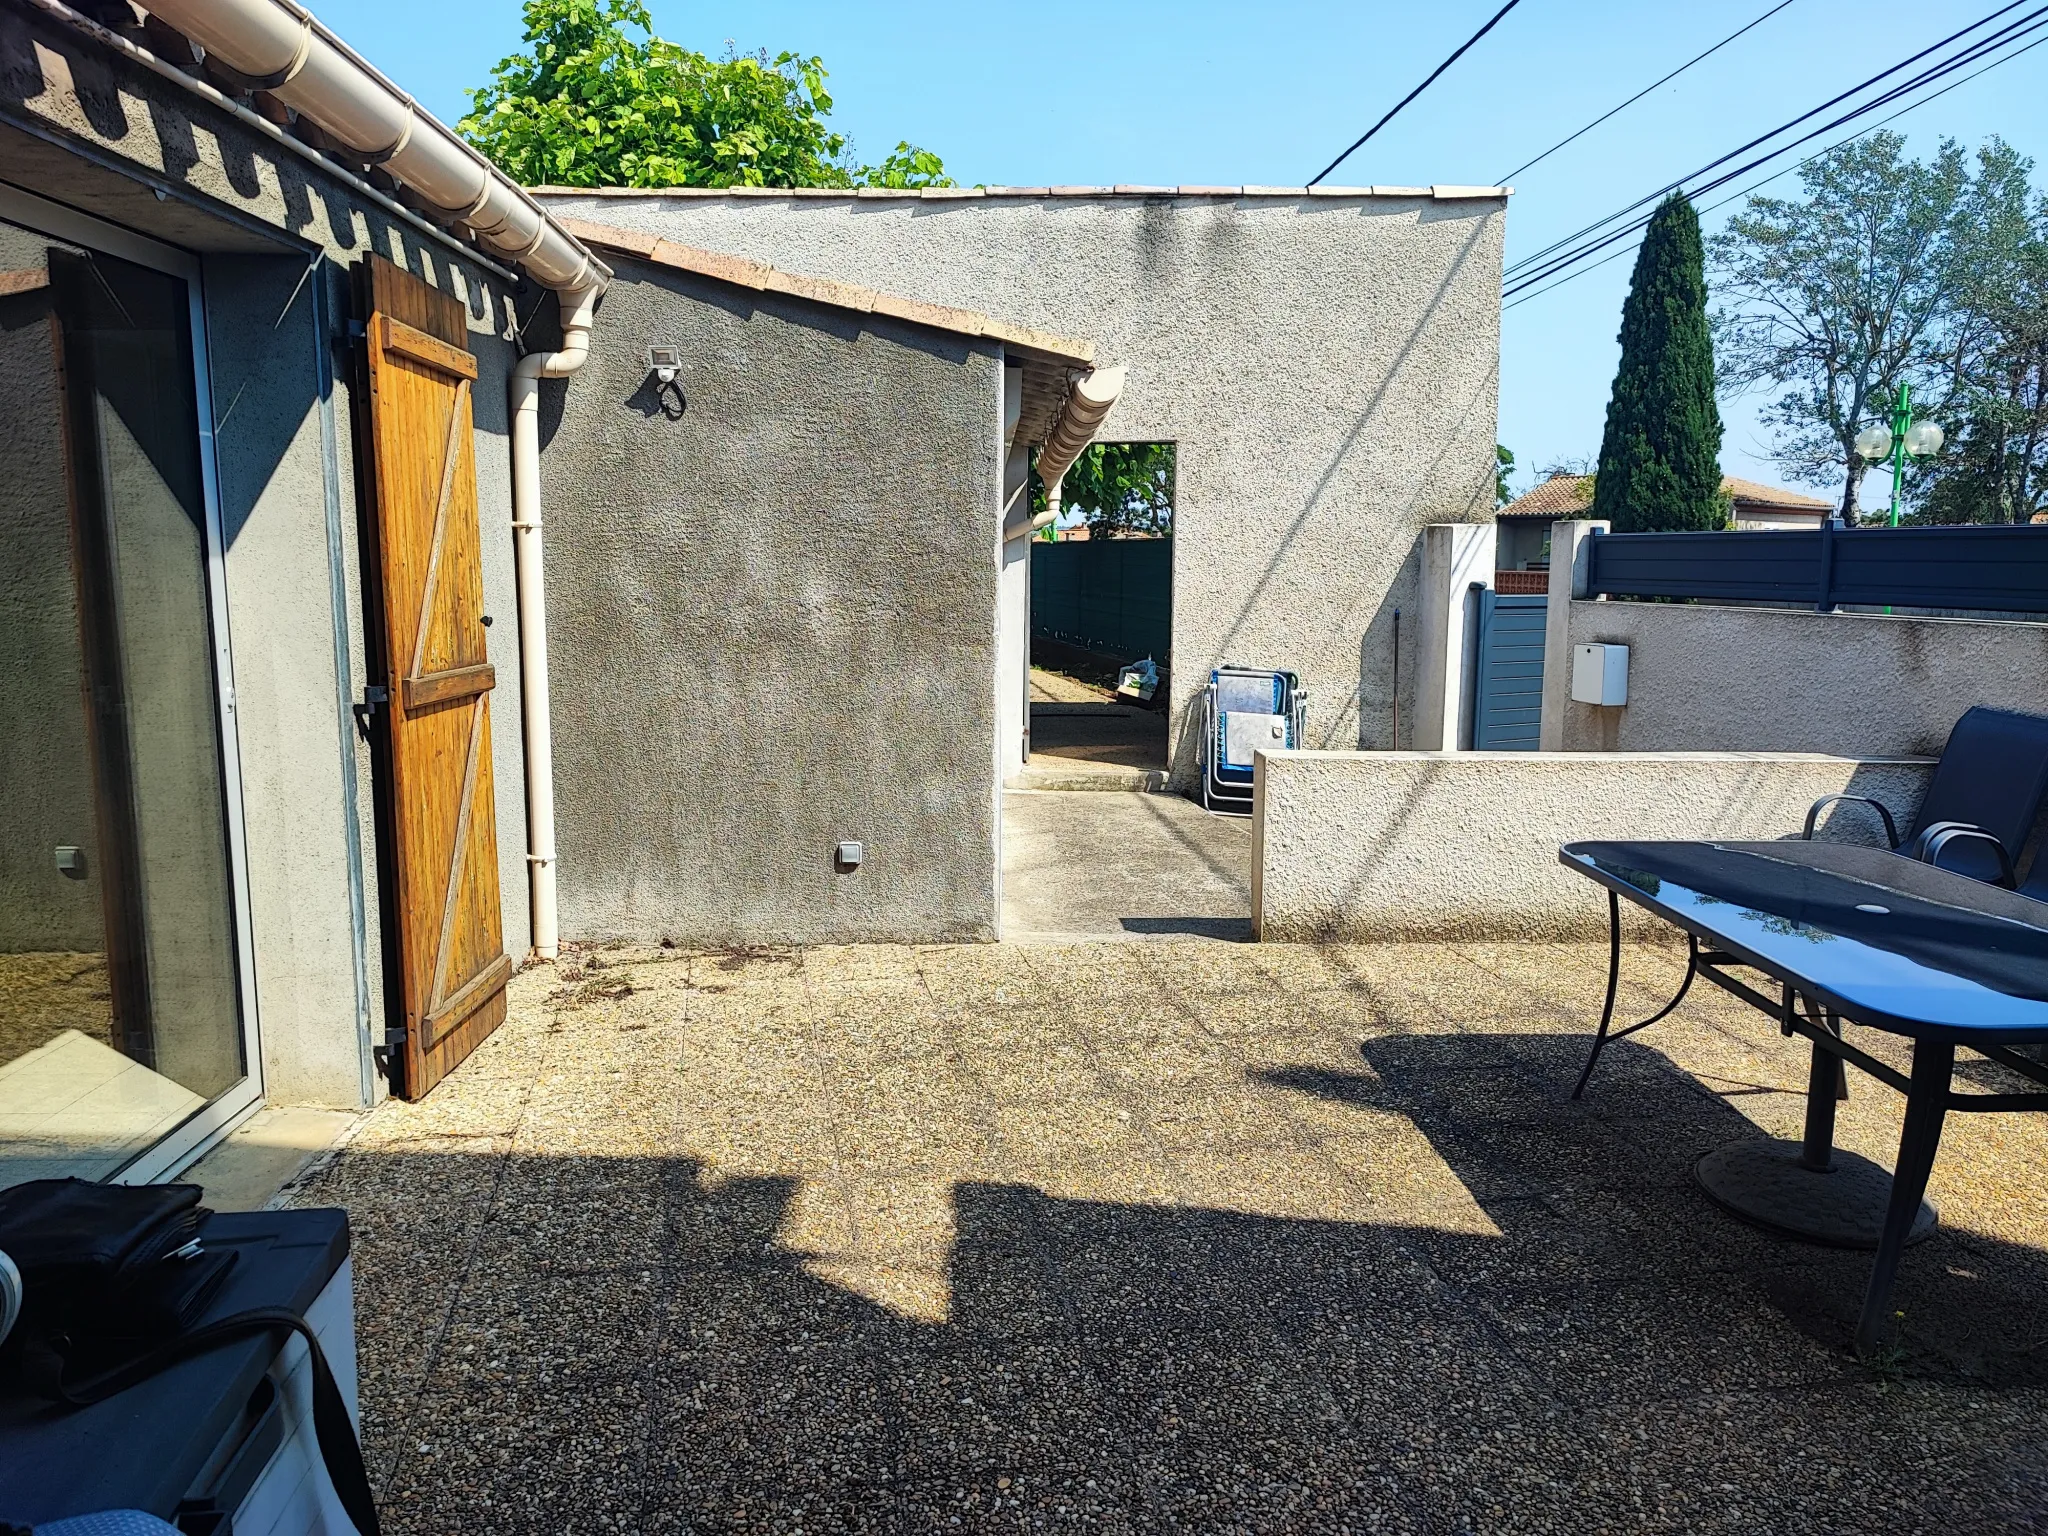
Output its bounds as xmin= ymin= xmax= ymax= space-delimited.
xmin=1571 ymin=892 xmax=1623 ymax=1101
xmin=1572 ymin=892 xmax=1697 ymax=1100
xmin=1854 ymin=1039 xmax=1954 ymax=1357
xmin=1798 ymin=1016 xmax=1843 ymax=1172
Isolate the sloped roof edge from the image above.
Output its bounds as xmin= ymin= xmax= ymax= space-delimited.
xmin=536 ymin=185 xmax=1510 ymax=201
xmin=558 ymin=215 xmax=1096 ymax=366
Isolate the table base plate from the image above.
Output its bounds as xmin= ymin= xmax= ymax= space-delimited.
xmin=1695 ymin=1138 xmax=1937 ymax=1251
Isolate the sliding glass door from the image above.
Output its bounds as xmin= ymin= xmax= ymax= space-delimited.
xmin=0 ymin=188 xmax=259 ymax=1188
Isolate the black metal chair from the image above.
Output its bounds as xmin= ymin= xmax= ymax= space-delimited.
xmin=1804 ymin=706 xmax=2048 ymax=889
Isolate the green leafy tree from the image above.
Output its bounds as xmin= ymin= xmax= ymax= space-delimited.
xmin=1593 ymin=194 xmax=1727 ymax=532
xmin=1916 ymin=144 xmax=2048 ymax=523
xmin=1710 ymin=133 xmax=1978 ymax=523
xmin=1029 ymin=443 xmax=1176 ymax=536
xmin=1494 ymin=444 xmax=1515 ymax=507
xmin=460 ymin=0 xmax=952 ymax=190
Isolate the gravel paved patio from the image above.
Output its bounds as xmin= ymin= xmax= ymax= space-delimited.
xmin=295 ymin=938 xmax=2048 ymax=1533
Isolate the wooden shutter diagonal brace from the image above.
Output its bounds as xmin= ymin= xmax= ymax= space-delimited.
xmin=425 ymin=692 xmax=488 ymax=1022
xmin=407 ymin=375 xmax=471 ymax=686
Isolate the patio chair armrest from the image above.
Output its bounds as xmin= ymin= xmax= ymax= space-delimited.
xmin=1917 ymin=822 xmax=2017 ymax=888
xmin=1802 ymin=793 xmax=1900 ymax=848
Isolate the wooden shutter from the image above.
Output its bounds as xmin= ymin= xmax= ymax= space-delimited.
xmin=356 ymin=255 xmax=511 ymax=1100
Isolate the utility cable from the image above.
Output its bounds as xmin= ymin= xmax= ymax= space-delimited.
xmin=1497 ymin=0 xmax=1799 ymax=186
xmin=1502 ymin=7 xmax=2048 ymax=296
xmin=1308 ymin=0 xmax=1524 ymax=186
xmin=1504 ymin=0 xmax=2036 ymax=280
xmin=1502 ymin=2 xmax=2048 ymax=293
xmin=1502 ymin=27 xmax=2048 ymax=310
xmin=1502 ymin=15 xmax=2048 ymax=301
xmin=1505 ymin=8 xmax=2048 ymax=296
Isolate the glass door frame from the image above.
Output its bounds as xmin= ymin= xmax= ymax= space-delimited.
xmin=0 ymin=180 xmax=267 ymax=1182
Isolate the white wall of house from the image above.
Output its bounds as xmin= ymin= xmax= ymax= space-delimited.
xmin=534 ymin=186 xmax=1506 ymax=787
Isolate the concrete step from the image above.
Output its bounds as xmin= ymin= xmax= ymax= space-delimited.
xmin=1007 ymin=765 xmax=1170 ymax=792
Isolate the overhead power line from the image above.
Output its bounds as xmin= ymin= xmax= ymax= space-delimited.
xmin=1501 ymin=29 xmax=2048 ymax=311
xmin=1501 ymin=1 xmax=2047 ymax=297
xmin=1307 ymin=0 xmax=1524 ymax=187
xmin=1505 ymin=0 xmax=2035 ymax=280
xmin=1502 ymin=6 xmax=2048 ymax=298
xmin=1496 ymin=0 xmax=1799 ymax=186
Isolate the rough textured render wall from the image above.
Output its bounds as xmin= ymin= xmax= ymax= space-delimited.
xmin=535 ymin=189 xmax=1504 ymax=783
xmin=1252 ymin=750 xmax=1932 ymax=942
xmin=2 ymin=7 xmax=531 ymax=1104
xmin=1562 ymin=601 xmax=2048 ymax=756
xmin=540 ymin=258 xmax=1003 ymax=944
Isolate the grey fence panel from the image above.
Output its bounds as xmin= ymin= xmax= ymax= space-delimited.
xmin=1589 ymin=530 xmax=1820 ymax=603
xmin=1831 ymin=525 xmax=2048 ymax=611
xmin=1586 ymin=523 xmax=2048 ymax=614
xmin=1031 ymin=538 xmax=1173 ymax=662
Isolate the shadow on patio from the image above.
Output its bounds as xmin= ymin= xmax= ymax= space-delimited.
xmin=293 ymin=942 xmax=2048 ymax=1533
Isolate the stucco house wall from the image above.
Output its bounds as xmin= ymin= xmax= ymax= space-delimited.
xmin=1 ymin=2 xmax=537 ymax=1105
xmin=541 ymin=254 xmax=1005 ymax=944
xmin=1559 ymin=599 xmax=2048 ymax=757
xmin=534 ymin=186 xmax=1506 ymax=784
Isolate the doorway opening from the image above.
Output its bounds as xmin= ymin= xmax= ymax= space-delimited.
xmin=1024 ymin=442 xmax=1175 ymax=786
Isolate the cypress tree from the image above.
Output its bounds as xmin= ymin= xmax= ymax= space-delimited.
xmin=1592 ymin=194 xmax=1726 ymax=532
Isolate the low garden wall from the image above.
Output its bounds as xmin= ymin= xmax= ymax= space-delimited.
xmin=1557 ymin=599 xmax=2048 ymax=757
xmin=1251 ymin=749 xmax=1932 ymax=942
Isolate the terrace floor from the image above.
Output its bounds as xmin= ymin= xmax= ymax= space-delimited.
xmin=294 ymin=939 xmax=2048 ymax=1533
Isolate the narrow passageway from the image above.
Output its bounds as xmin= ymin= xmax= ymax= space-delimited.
xmin=1001 ymin=788 xmax=1251 ymax=942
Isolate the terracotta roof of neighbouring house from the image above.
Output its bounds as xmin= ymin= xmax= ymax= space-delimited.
xmin=1498 ymin=473 xmax=1594 ymax=519
xmin=554 ymin=215 xmax=1097 ymax=367
xmin=1497 ymin=471 xmax=1834 ymax=520
xmin=1721 ymin=476 xmax=1833 ymax=511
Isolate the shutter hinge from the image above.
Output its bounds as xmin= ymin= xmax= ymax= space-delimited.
xmin=351 ymin=684 xmax=389 ymax=744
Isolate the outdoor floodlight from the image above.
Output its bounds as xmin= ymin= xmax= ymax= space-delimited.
xmin=1904 ymin=419 xmax=1945 ymax=457
xmin=1853 ymin=424 xmax=1893 ymax=460
xmin=646 ymin=345 xmax=683 ymax=386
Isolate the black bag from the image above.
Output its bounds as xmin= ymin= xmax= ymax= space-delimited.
xmin=0 ymin=1180 xmax=381 ymax=1536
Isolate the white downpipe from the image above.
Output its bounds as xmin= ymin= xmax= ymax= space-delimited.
xmin=135 ymin=0 xmax=610 ymax=959
xmin=511 ymin=286 xmax=599 ymax=960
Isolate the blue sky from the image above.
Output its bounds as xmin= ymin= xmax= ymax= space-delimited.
xmin=321 ymin=0 xmax=2046 ymax=505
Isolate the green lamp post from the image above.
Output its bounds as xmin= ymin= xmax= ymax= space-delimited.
xmin=1853 ymin=383 xmax=1944 ymax=526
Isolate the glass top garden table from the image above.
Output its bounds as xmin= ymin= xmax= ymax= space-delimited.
xmin=1559 ymin=838 xmax=2048 ymax=1356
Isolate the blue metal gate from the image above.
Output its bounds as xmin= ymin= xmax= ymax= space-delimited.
xmin=1472 ymin=590 xmax=1546 ymax=750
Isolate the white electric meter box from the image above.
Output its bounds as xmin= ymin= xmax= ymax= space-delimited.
xmin=1571 ymin=643 xmax=1629 ymax=706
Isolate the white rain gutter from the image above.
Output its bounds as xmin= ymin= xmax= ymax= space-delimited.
xmin=1005 ymin=365 xmax=1126 ymax=541
xmin=128 ymin=0 xmax=606 ymax=958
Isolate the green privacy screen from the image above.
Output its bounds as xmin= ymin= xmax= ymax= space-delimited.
xmin=1030 ymin=538 xmax=1172 ymax=664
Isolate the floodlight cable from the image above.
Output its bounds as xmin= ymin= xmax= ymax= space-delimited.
xmin=1308 ymin=0 xmax=1524 ymax=186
